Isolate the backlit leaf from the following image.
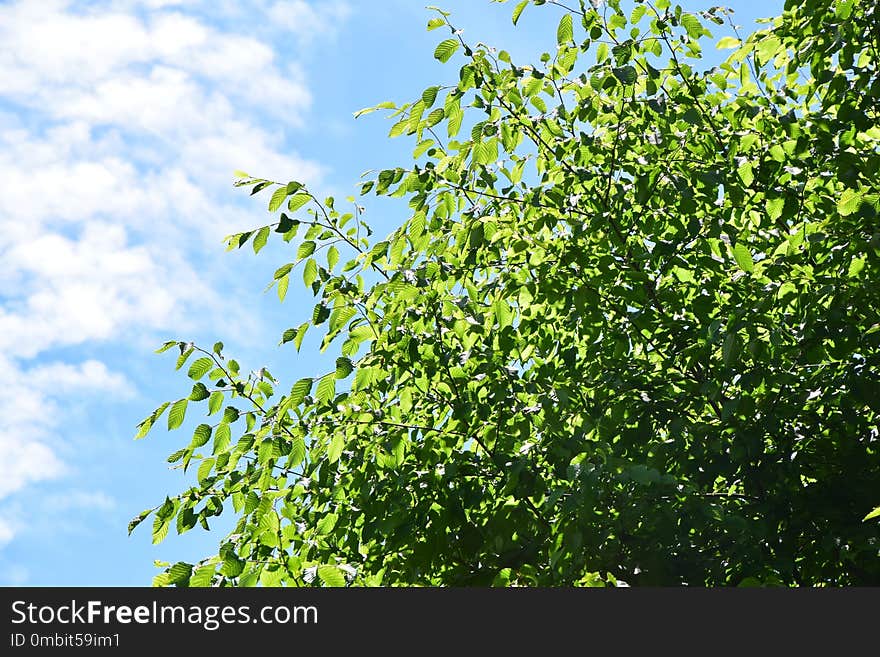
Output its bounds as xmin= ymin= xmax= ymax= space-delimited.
xmin=434 ymin=39 xmax=459 ymax=63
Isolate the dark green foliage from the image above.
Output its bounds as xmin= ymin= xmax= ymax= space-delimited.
xmin=132 ymin=0 xmax=880 ymax=586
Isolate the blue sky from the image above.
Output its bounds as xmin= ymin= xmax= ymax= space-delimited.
xmin=0 ymin=0 xmax=782 ymax=586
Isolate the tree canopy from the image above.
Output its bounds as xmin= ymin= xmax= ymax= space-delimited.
xmin=131 ymin=0 xmax=880 ymax=586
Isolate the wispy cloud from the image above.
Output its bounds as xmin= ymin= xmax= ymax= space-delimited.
xmin=267 ymin=0 xmax=351 ymax=45
xmin=43 ymin=490 xmax=117 ymax=512
xmin=0 ymin=356 xmax=132 ymax=502
xmin=0 ymin=0 xmax=348 ymax=555
xmin=0 ymin=515 xmax=18 ymax=547
xmin=0 ymin=486 xmax=116 ymax=566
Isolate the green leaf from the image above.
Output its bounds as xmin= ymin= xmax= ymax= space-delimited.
xmin=512 ymin=0 xmax=527 ymax=25
xmin=837 ymin=188 xmax=863 ymax=216
xmin=848 ymin=256 xmax=866 ymax=278
xmin=389 ymin=119 xmax=408 ymax=138
xmin=316 ymin=513 xmax=338 ymax=535
xmin=290 ymin=378 xmax=313 ymax=406
xmin=208 ymin=391 xmax=223 ymax=416
xmin=288 ymin=193 xmax=311 ymax=213
xmin=152 ymin=514 xmax=171 ymax=545
xmin=717 ymin=36 xmax=741 ymax=49
xmin=197 ymin=458 xmax=214 ymax=484
xmin=413 ymin=139 xmax=435 ymax=159
xmin=330 ymin=308 xmax=357 ymax=336
xmin=289 ymin=438 xmax=306 ymax=469
xmin=293 ymin=322 xmax=309 ymax=350
xmin=222 ymin=552 xmax=244 ymax=578
xmin=190 ymin=564 xmax=216 ymax=587
xmin=680 ymin=14 xmax=703 ymax=39
xmin=335 ymin=357 xmax=353 ymax=379
xmin=213 ymin=423 xmax=231 ymax=452
xmin=426 ymin=5 xmax=450 ymax=17
xmin=353 ymin=101 xmax=396 ymax=118
xmin=473 ymin=138 xmax=498 ymax=166
xmin=135 ymin=402 xmax=170 ymax=439
xmin=128 ymin=509 xmax=151 ymax=535
xmin=277 ymin=275 xmax=290 ymax=302
xmin=327 ymin=433 xmax=344 ymax=464
xmin=556 ymin=13 xmax=573 ymax=45
xmin=612 ymin=66 xmax=637 ymax=85
xmin=249 ymin=181 xmax=270 ymax=196
xmin=317 ymin=564 xmax=346 ymax=587
xmin=766 ymin=197 xmax=785 ymax=222
xmin=303 ymin=258 xmax=318 ymax=287
xmin=297 ymin=241 xmax=316 ymax=259
xmin=168 ymin=399 xmax=188 ymax=430
xmin=189 ymin=382 xmax=210 ymax=402
xmin=176 ymin=507 xmax=197 ymax=534
xmin=732 ymin=243 xmax=755 ymax=273
xmin=315 ymin=374 xmax=336 ymax=405
xmin=192 ymin=424 xmax=212 ymax=448
xmin=434 ymin=39 xmax=459 ymax=63
xmin=156 ymin=498 xmax=175 ymax=519
xmin=175 ymin=346 xmax=194 ymax=371
xmin=167 ymin=448 xmax=187 ymax=464
xmin=327 ymin=245 xmax=340 ymax=270
xmin=447 ymin=105 xmax=463 ymax=137
xmin=268 ymin=186 xmax=288 ymax=213
xmin=135 ymin=419 xmax=154 ymax=441
xmin=187 ymin=357 xmax=214 ymax=381
xmin=737 ymin=162 xmax=754 ymax=187
xmin=493 ymin=298 xmax=512 ymax=328
xmin=756 ymin=35 xmax=782 ymax=63
xmin=252 ymin=226 xmax=270 ymax=254
xmin=722 ymin=333 xmax=739 ymax=366
xmin=864 ymin=506 xmax=880 ymax=522
xmin=168 ymin=562 xmax=193 ymax=585
xmin=426 ymin=107 xmax=445 ymax=127
xmin=835 ymin=0 xmax=854 ymax=19
xmin=421 ymin=86 xmax=439 ymax=107
xmin=155 ymin=340 xmax=178 ymax=354
xmin=630 ymin=5 xmax=647 ymax=24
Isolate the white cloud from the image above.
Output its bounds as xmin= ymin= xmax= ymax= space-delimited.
xmin=0 ymin=0 xmax=348 ymax=535
xmin=180 ymin=123 xmax=323 ymax=188
xmin=44 ymin=490 xmax=117 ymax=512
xmin=58 ymin=66 xmax=210 ymax=135
xmin=0 ymin=404 xmax=66 ymax=503
xmin=0 ymin=3 xmax=313 ymax=126
xmin=0 ymin=0 xmax=331 ymax=361
xmin=0 ymin=434 xmax=65 ymax=502
xmin=268 ymin=0 xmax=352 ymax=44
xmin=0 ymin=2 xmax=151 ymax=94
xmin=0 ymin=355 xmax=133 ymax=501
xmin=0 ymin=488 xmax=115 ymax=556
xmin=27 ymin=361 xmax=133 ymax=397
xmin=0 ymin=221 xmax=199 ymax=358
xmin=0 ymin=520 xmax=15 ymax=546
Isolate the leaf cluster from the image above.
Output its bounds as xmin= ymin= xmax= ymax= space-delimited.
xmin=133 ymin=0 xmax=880 ymax=586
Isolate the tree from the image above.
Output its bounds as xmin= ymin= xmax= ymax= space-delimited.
xmin=130 ymin=0 xmax=880 ymax=586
